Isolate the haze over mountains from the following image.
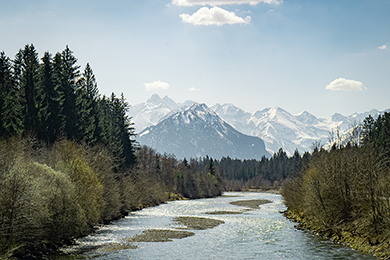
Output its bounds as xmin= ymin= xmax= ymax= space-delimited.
xmin=129 ymin=94 xmax=389 ymax=157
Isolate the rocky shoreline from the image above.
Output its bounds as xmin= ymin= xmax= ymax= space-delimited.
xmin=283 ymin=209 xmax=390 ymax=260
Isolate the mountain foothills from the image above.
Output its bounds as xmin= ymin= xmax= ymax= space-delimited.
xmin=137 ymin=103 xmax=270 ymax=160
xmin=130 ymin=94 xmax=390 ymax=156
xmin=1 ymin=45 xmax=389 ymax=259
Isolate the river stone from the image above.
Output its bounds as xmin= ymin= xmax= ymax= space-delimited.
xmin=126 ymin=229 xmax=194 ymax=242
xmin=96 ymin=243 xmax=138 ymax=252
xmin=173 ymin=216 xmax=224 ymax=230
xmin=229 ymin=199 xmax=272 ymax=209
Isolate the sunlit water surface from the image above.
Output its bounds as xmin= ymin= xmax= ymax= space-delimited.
xmin=50 ymin=192 xmax=377 ymax=259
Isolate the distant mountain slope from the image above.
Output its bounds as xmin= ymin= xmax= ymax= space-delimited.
xmin=128 ymin=94 xmax=194 ymax=132
xmin=211 ymin=103 xmax=390 ymax=155
xmin=137 ymin=103 xmax=270 ymax=160
xmin=129 ymin=94 xmax=389 ymax=156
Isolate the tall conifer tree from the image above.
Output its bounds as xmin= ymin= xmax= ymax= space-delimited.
xmin=0 ymin=52 xmax=24 ymax=137
xmin=18 ymin=44 xmax=40 ymax=134
xmin=37 ymin=52 xmax=62 ymax=142
xmin=59 ymin=46 xmax=80 ymax=139
xmin=76 ymin=63 xmax=99 ymax=145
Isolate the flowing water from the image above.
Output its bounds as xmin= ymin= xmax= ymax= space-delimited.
xmin=50 ymin=192 xmax=377 ymax=259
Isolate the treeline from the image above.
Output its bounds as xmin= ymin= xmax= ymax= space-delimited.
xmin=0 ymin=139 xmax=224 ymax=258
xmin=0 ymin=45 xmax=224 ymax=259
xmin=282 ymin=112 xmax=390 ymax=258
xmin=215 ymin=148 xmax=310 ymax=191
xmin=0 ymin=44 xmax=135 ymax=169
xmin=134 ymin=148 xmax=224 ymax=201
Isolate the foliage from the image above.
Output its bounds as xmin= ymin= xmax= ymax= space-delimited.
xmin=282 ymin=113 xmax=390 ymax=258
xmin=218 ymin=148 xmax=308 ymax=190
xmin=0 ymin=45 xmax=136 ymax=169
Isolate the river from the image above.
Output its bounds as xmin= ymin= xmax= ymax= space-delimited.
xmin=49 ymin=192 xmax=377 ymax=259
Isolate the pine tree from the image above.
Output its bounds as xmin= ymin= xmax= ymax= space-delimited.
xmin=52 ymin=52 xmax=65 ymax=137
xmin=58 ymin=46 xmax=80 ymax=139
xmin=37 ymin=52 xmax=62 ymax=142
xmin=0 ymin=52 xmax=23 ymax=137
xmin=76 ymin=63 xmax=99 ymax=145
xmin=18 ymin=44 xmax=40 ymax=134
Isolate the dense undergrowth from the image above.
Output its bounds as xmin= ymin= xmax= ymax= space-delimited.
xmin=282 ymin=112 xmax=390 ymax=259
xmin=0 ymin=137 xmax=224 ymax=259
xmin=0 ymin=44 xmax=225 ymax=259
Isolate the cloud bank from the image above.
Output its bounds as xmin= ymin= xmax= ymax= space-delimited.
xmin=172 ymin=0 xmax=281 ymax=6
xmin=144 ymin=81 xmax=170 ymax=91
xmin=325 ymin=78 xmax=366 ymax=91
xmin=189 ymin=87 xmax=199 ymax=91
xmin=180 ymin=6 xmax=251 ymax=26
xmin=378 ymin=44 xmax=387 ymax=50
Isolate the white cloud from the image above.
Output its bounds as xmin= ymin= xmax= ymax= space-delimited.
xmin=180 ymin=6 xmax=251 ymax=26
xmin=172 ymin=0 xmax=281 ymax=6
xmin=325 ymin=78 xmax=366 ymax=91
xmin=144 ymin=80 xmax=170 ymax=91
xmin=378 ymin=44 xmax=387 ymax=50
xmin=189 ymin=87 xmax=199 ymax=91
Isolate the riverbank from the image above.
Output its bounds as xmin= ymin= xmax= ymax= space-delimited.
xmin=283 ymin=209 xmax=390 ymax=259
xmin=46 ymin=192 xmax=377 ymax=259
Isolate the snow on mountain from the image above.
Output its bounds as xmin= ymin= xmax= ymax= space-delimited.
xmin=212 ymin=105 xmax=390 ymax=156
xmin=130 ymin=94 xmax=389 ymax=157
xmin=137 ymin=103 xmax=270 ymax=160
xmin=128 ymin=94 xmax=194 ymax=132
xmin=210 ymin=103 xmax=253 ymax=135
xmin=247 ymin=107 xmax=329 ymax=155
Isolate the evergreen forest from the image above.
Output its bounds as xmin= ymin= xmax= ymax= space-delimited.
xmin=0 ymin=44 xmax=388 ymax=259
xmin=0 ymin=45 xmax=225 ymax=258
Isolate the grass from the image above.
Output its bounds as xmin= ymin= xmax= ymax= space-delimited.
xmin=173 ymin=216 xmax=224 ymax=230
xmin=125 ymin=229 xmax=194 ymax=242
xmin=229 ymin=199 xmax=272 ymax=209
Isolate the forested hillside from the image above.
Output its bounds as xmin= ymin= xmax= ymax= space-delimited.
xmin=0 ymin=45 xmax=224 ymax=259
xmin=0 ymin=44 xmax=135 ymax=169
xmin=282 ymin=112 xmax=390 ymax=258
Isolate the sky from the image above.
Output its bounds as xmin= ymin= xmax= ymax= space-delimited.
xmin=0 ymin=0 xmax=389 ymax=118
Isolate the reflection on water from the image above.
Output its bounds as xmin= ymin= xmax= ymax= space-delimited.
xmin=49 ymin=192 xmax=377 ymax=260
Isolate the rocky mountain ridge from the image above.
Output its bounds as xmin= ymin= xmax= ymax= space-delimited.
xmin=129 ymin=94 xmax=389 ymax=155
xmin=137 ymin=102 xmax=270 ymax=160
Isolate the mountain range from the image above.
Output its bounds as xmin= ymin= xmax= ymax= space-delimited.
xmin=137 ymin=103 xmax=270 ymax=160
xmin=129 ymin=94 xmax=389 ymax=157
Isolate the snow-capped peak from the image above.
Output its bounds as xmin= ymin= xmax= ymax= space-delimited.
xmin=295 ymin=111 xmax=319 ymax=125
xmin=147 ymin=93 xmax=162 ymax=105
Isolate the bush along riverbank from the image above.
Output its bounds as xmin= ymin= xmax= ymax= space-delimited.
xmin=282 ymin=113 xmax=390 ymax=259
xmin=0 ymin=138 xmax=224 ymax=259
xmin=0 ymin=45 xmax=224 ymax=259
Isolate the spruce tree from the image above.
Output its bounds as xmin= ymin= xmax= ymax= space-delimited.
xmin=76 ymin=63 xmax=99 ymax=145
xmin=37 ymin=52 xmax=62 ymax=142
xmin=0 ymin=52 xmax=23 ymax=137
xmin=18 ymin=44 xmax=40 ymax=134
xmin=58 ymin=46 xmax=80 ymax=140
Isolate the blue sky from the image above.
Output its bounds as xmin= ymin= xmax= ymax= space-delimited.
xmin=0 ymin=0 xmax=389 ymax=117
